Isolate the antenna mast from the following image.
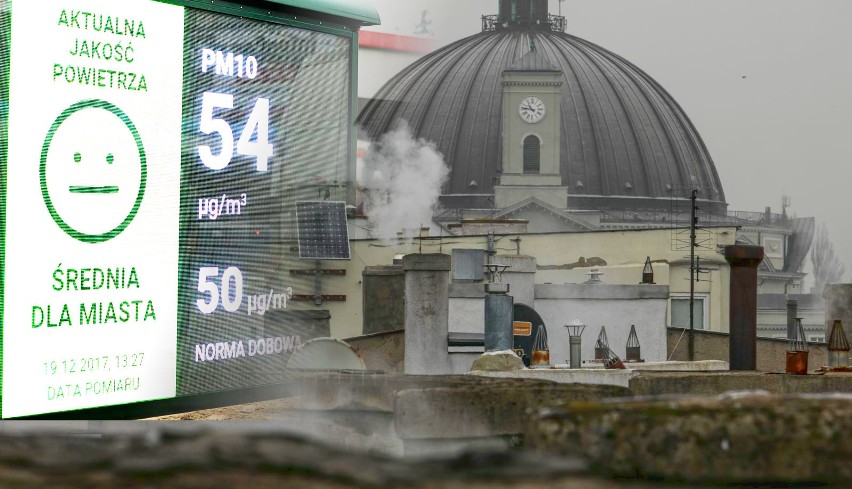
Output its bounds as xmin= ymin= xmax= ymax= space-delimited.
xmin=688 ymin=188 xmax=698 ymax=361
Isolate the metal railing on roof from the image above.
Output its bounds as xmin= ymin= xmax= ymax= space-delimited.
xmin=481 ymin=14 xmax=566 ymax=33
xmin=726 ymin=210 xmax=789 ymax=226
xmin=600 ymin=209 xmax=739 ymax=224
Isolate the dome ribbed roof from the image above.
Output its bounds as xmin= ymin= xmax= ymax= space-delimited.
xmin=358 ymin=29 xmax=726 ymax=211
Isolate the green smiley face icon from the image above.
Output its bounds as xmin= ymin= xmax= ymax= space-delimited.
xmin=40 ymin=100 xmax=147 ymax=243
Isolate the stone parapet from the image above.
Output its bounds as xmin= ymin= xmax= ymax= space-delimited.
xmin=535 ymin=283 xmax=669 ymax=300
xmin=628 ymin=371 xmax=852 ymax=397
xmin=395 ymin=382 xmax=629 ymax=440
xmin=469 ymin=361 xmax=729 ymax=388
xmin=0 ymin=423 xmax=592 ymax=488
xmin=529 ymin=392 xmax=852 ymax=484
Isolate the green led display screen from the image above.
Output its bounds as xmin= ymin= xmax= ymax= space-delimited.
xmin=0 ymin=0 xmax=354 ymax=417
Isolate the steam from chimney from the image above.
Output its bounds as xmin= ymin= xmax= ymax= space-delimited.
xmin=361 ymin=122 xmax=449 ymax=240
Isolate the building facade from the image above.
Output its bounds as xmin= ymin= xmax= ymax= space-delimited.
xmin=353 ymin=0 xmax=817 ymax=338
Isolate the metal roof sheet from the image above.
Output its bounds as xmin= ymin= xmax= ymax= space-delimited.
xmin=359 ymin=29 xmax=726 ymax=210
xmin=505 ymin=48 xmax=559 ymax=72
xmin=783 ymin=217 xmax=816 ymax=273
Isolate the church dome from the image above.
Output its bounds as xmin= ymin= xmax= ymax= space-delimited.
xmin=358 ymin=4 xmax=726 ymax=212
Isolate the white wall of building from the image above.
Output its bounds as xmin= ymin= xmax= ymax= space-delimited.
xmin=445 ymin=282 xmax=669 ymax=368
xmin=534 ymin=285 xmax=670 ymax=365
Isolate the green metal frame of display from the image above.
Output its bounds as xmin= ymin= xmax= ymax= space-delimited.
xmin=163 ymin=0 xmax=372 ymax=230
xmin=1 ymin=0 xmax=376 ymax=420
xmin=164 ymin=0 xmax=379 ymax=32
xmin=0 ymin=5 xmax=9 ymax=405
xmin=265 ymin=0 xmax=380 ymax=26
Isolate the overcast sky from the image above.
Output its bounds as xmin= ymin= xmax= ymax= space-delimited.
xmin=362 ymin=0 xmax=852 ymax=281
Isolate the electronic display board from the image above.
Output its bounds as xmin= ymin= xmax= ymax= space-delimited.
xmin=0 ymin=0 xmax=356 ymax=418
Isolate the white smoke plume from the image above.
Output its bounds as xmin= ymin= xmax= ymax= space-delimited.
xmin=362 ymin=122 xmax=449 ymax=240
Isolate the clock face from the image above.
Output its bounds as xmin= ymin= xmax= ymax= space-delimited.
xmin=519 ymin=96 xmax=546 ymax=123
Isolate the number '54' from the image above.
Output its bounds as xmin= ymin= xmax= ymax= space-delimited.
xmin=197 ymin=91 xmax=273 ymax=171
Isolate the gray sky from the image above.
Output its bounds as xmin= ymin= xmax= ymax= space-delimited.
xmin=363 ymin=0 xmax=852 ymax=280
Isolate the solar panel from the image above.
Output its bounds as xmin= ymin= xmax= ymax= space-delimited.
xmin=296 ymin=201 xmax=351 ymax=260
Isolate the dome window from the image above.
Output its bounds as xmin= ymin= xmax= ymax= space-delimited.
xmin=523 ymin=135 xmax=541 ymax=174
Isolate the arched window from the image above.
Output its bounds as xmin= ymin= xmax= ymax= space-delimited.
xmin=523 ymin=135 xmax=540 ymax=174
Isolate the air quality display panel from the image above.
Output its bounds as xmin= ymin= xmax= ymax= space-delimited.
xmin=0 ymin=0 xmax=355 ymax=417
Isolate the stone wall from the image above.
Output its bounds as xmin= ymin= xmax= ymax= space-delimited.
xmin=667 ymin=327 xmax=830 ymax=372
